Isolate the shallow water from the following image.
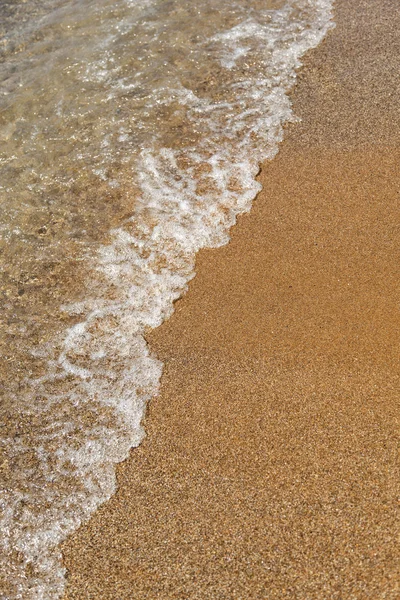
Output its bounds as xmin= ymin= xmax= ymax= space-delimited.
xmin=0 ymin=0 xmax=334 ymax=597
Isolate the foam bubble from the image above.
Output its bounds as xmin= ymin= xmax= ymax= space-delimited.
xmin=0 ymin=0 xmax=334 ymax=596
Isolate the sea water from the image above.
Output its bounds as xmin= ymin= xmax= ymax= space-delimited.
xmin=0 ymin=0 xmax=334 ymax=597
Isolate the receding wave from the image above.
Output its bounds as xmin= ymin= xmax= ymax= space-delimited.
xmin=0 ymin=0 xmax=334 ymax=597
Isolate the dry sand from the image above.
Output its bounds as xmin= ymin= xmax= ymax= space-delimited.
xmin=62 ymin=0 xmax=400 ymax=597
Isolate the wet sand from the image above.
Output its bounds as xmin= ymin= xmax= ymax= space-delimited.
xmin=62 ymin=0 xmax=400 ymax=598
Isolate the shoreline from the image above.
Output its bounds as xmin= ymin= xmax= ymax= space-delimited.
xmin=62 ymin=0 xmax=400 ymax=597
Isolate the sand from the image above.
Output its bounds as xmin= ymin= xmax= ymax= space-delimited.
xmin=62 ymin=0 xmax=400 ymax=597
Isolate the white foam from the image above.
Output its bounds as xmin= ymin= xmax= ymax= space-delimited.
xmin=1 ymin=0 xmax=334 ymax=597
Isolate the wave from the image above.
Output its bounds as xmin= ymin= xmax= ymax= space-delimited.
xmin=0 ymin=0 xmax=334 ymax=597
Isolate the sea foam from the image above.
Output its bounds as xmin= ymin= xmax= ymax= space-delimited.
xmin=0 ymin=0 xmax=334 ymax=597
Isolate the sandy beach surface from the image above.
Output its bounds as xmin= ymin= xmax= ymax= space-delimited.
xmin=62 ymin=0 xmax=400 ymax=597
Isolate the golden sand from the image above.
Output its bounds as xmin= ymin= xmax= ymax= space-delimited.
xmin=62 ymin=0 xmax=400 ymax=597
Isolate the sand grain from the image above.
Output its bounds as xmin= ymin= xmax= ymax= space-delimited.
xmin=62 ymin=1 xmax=400 ymax=597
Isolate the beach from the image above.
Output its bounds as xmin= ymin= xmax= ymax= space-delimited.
xmin=62 ymin=0 xmax=397 ymax=596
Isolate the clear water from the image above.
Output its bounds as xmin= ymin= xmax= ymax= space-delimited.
xmin=0 ymin=0 xmax=334 ymax=597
